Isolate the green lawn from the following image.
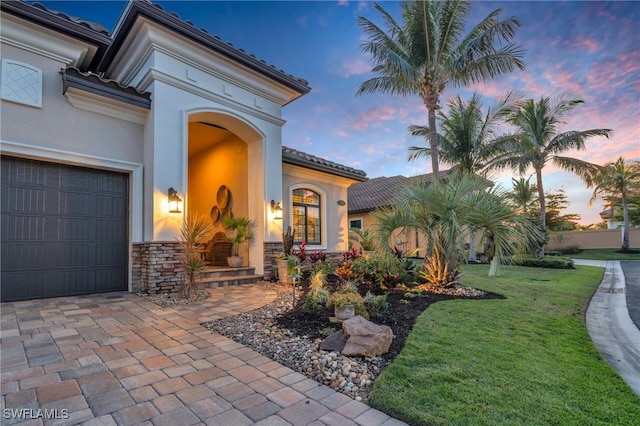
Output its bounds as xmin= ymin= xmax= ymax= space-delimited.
xmin=569 ymin=248 xmax=640 ymax=261
xmin=368 ymin=265 xmax=640 ymax=425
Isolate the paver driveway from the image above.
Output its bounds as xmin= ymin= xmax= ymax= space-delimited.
xmin=0 ymin=284 xmax=406 ymax=425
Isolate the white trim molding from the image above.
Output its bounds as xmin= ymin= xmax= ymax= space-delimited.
xmin=288 ymin=183 xmax=328 ymax=250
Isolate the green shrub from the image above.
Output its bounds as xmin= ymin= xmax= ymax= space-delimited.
xmin=558 ymin=245 xmax=582 ymax=255
xmin=507 ymin=255 xmax=575 ymax=269
xmin=326 ymin=291 xmax=369 ymax=319
xmin=364 ymin=292 xmax=390 ymax=319
xmin=302 ymin=270 xmax=331 ymax=312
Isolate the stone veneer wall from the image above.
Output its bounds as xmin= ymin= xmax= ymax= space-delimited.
xmin=132 ymin=242 xmax=183 ymax=294
xmin=263 ymin=241 xmax=284 ymax=280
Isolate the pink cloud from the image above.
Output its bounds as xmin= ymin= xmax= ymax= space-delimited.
xmin=352 ymin=104 xmax=398 ymax=130
xmin=337 ymin=0 xmax=348 ymax=6
xmin=563 ymin=36 xmax=601 ymax=54
xmin=338 ymin=58 xmax=370 ymax=77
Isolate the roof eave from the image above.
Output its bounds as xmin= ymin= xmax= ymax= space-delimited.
xmin=99 ymin=1 xmax=310 ymax=95
xmin=62 ymin=67 xmax=152 ymax=109
xmin=0 ymin=1 xmax=111 ymax=70
xmin=282 ymin=155 xmax=367 ymax=182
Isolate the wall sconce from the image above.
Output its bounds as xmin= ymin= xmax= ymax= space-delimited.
xmin=168 ymin=187 xmax=182 ymax=213
xmin=270 ymin=200 xmax=283 ymax=220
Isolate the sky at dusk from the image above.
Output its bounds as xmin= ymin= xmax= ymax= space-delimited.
xmin=40 ymin=1 xmax=640 ymax=225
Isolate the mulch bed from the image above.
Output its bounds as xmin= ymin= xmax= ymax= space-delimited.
xmin=276 ymin=285 xmax=505 ymax=364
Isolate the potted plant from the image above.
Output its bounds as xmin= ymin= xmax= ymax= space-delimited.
xmin=222 ymin=215 xmax=253 ymax=267
xmin=325 ymin=281 xmax=369 ymax=320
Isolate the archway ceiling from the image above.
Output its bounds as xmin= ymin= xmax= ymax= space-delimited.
xmin=188 ymin=122 xmax=234 ymax=157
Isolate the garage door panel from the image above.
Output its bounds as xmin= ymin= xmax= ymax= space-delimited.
xmin=57 ymin=217 xmax=94 ymax=241
xmin=1 ymin=157 xmax=128 ymax=302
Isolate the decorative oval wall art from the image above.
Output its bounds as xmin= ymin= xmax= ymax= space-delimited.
xmin=217 ymin=185 xmax=231 ymax=208
xmin=210 ymin=205 xmax=220 ymax=225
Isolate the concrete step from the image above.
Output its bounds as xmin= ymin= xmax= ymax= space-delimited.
xmin=200 ymin=266 xmax=255 ymax=279
xmin=202 ymin=274 xmax=263 ymax=288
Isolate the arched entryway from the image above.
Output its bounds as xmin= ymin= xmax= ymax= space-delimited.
xmin=186 ymin=110 xmax=266 ymax=273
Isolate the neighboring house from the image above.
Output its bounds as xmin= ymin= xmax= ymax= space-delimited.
xmin=0 ymin=1 xmax=366 ymax=302
xmin=348 ymin=171 xmax=453 ymax=256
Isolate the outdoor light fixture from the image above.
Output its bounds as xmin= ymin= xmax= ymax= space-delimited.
xmin=168 ymin=187 xmax=182 ymax=213
xmin=270 ymin=200 xmax=283 ymax=220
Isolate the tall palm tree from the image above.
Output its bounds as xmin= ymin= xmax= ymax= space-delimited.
xmin=357 ymin=0 xmax=525 ymax=180
xmin=407 ymin=92 xmax=520 ymax=261
xmin=494 ymin=95 xmax=612 ymax=254
xmin=587 ymin=157 xmax=640 ymax=251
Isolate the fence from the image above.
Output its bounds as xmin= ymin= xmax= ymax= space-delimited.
xmin=547 ymin=228 xmax=640 ymax=250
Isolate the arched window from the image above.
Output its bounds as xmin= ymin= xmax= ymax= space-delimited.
xmin=292 ymin=188 xmax=321 ymax=245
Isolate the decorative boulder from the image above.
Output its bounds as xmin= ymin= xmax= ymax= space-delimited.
xmin=341 ymin=316 xmax=393 ymax=357
xmin=319 ymin=330 xmax=348 ymax=352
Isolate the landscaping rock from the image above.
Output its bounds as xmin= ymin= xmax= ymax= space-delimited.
xmin=319 ymin=330 xmax=348 ymax=352
xmin=341 ymin=316 xmax=393 ymax=357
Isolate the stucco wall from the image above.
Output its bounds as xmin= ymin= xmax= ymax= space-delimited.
xmin=548 ymin=229 xmax=640 ymax=250
xmin=0 ymin=44 xmax=144 ymax=163
xmin=283 ymin=165 xmax=352 ymax=252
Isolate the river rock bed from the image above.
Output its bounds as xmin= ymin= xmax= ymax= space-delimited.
xmin=203 ymin=282 xmax=501 ymax=402
xmin=204 ymin=285 xmax=386 ymax=401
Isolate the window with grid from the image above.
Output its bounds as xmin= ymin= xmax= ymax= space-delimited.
xmin=292 ymin=188 xmax=321 ymax=245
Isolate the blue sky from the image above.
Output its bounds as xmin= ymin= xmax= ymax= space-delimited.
xmin=41 ymin=1 xmax=639 ymax=225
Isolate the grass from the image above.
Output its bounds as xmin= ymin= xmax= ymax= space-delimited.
xmin=568 ymin=248 xmax=640 ymax=261
xmin=368 ymin=264 xmax=640 ymax=425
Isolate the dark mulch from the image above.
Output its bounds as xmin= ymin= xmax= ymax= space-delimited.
xmin=275 ymin=286 xmax=505 ymax=363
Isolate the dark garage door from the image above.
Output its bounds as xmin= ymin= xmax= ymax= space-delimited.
xmin=1 ymin=156 xmax=129 ymax=302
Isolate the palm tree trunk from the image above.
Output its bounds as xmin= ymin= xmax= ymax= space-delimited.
xmin=468 ymin=229 xmax=477 ymax=262
xmin=536 ymin=167 xmax=546 ymax=256
xmin=489 ymin=257 xmax=500 ymax=277
xmin=422 ymin=88 xmax=440 ymax=180
xmin=622 ymin=192 xmax=630 ymax=251
xmin=428 ymin=107 xmax=440 ymax=180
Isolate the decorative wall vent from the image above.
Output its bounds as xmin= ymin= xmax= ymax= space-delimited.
xmin=1 ymin=59 xmax=42 ymax=108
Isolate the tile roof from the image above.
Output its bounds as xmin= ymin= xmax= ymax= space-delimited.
xmin=27 ymin=1 xmax=110 ymax=35
xmin=62 ymin=67 xmax=151 ymax=109
xmin=99 ymin=1 xmax=311 ymax=94
xmin=282 ymin=146 xmax=367 ymax=182
xmin=3 ymin=1 xmax=311 ymax=94
xmin=348 ymin=170 xmax=453 ymax=213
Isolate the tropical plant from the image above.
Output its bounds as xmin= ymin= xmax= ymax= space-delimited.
xmin=408 ymin=92 xmax=520 ymax=261
xmin=585 ymin=157 xmax=640 ymax=251
xmin=372 ymin=173 xmax=540 ymax=280
xmin=364 ymin=292 xmax=390 ymax=319
xmin=349 ymin=227 xmax=377 ymax=251
xmin=357 ymin=0 xmax=525 ymax=179
xmin=505 ymin=176 xmax=538 ymax=216
xmin=282 ymin=225 xmax=295 ymax=255
xmin=326 ymin=290 xmax=369 ymax=319
xmin=177 ymin=213 xmax=212 ymax=298
xmin=493 ymin=95 xmax=612 ymax=254
xmin=303 ymin=270 xmax=331 ymax=311
xmin=408 ymin=92 xmax=520 ymax=174
xmin=222 ymin=216 xmax=254 ymax=256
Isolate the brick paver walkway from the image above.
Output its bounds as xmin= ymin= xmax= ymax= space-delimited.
xmin=1 ymin=284 xmax=406 ymax=425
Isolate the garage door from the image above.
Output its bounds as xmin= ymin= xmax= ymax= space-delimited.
xmin=1 ymin=156 xmax=129 ymax=302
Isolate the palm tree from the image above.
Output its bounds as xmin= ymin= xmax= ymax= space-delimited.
xmin=357 ymin=0 xmax=525 ymax=180
xmin=586 ymin=157 xmax=640 ymax=251
xmin=494 ymin=95 xmax=612 ymax=254
xmin=372 ymin=173 xmax=539 ymax=281
xmin=407 ymin=92 xmax=520 ymax=261
xmin=407 ymin=92 xmax=520 ymax=174
xmin=505 ymin=176 xmax=538 ymax=216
